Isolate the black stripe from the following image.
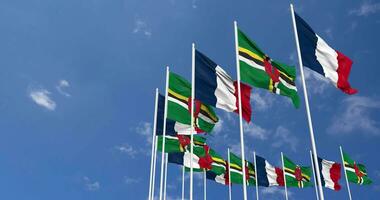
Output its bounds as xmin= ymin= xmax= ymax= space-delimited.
xmin=168 ymin=92 xmax=188 ymax=105
xmin=199 ymin=109 xmax=217 ymax=123
xmin=279 ymin=73 xmax=295 ymax=86
xmin=239 ymin=51 xmax=264 ymax=66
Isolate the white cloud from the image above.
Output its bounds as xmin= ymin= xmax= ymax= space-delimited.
xmin=328 ymin=96 xmax=380 ymax=135
xmin=244 ymin=123 xmax=269 ymax=140
xmin=29 ymin=88 xmax=56 ymax=111
xmin=251 ymin=92 xmax=275 ymax=111
xmin=124 ymin=177 xmax=141 ymax=184
xmin=350 ymin=1 xmax=380 ymax=16
xmin=272 ymin=126 xmax=298 ymax=152
xmin=83 ymin=176 xmax=100 ymax=191
xmin=212 ymin=119 xmax=223 ymax=135
xmin=191 ymin=0 xmax=198 ymax=9
xmin=115 ymin=143 xmax=138 ymax=158
xmin=261 ymin=187 xmax=293 ymax=197
xmin=324 ymin=28 xmax=333 ymax=39
xmin=302 ymin=67 xmax=330 ymax=95
xmin=56 ymin=79 xmax=71 ymax=97
xmin=136 ymin=122 xmax=153 ymax=143
xmin=133 ymin=19 xmax=152 ymax=37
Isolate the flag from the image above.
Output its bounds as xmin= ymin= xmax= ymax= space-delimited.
xmin=294 ymin=12 xmax=357 ymax=95
xmin=229 ymin=152 xmax=255 ymax=186
xmin=168 ymin=72 xmax=219 ymax=133
xmin=283 ymin=155 xmax=312 ymax=188
xmin=206 ymin=168 xmax=229 ymax=186
xmin=168 ymin=145 xmax=214 ymax=171
xmin=317 ymin=157 xmax=342 ymax=191
xmin=256 ymin=155 xmax=285 ymax=187
xmin=343 ymin=151 xmax=372 ymax=185
xmin=195 ymin=50 xmax=252 ymax=122
xmin=157 ymin=134 xmax=206 ymax=153
xmin=237 ymin=28 xmax=300 ymax=108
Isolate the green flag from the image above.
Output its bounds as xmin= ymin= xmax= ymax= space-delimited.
xmin=237 ymin=28 xmax=300 ymax=108
xmin=167 ymin=72 xmax=219 ymax=133
xmin=157 ymin=135 xmax=206 ymax=153
xmin=343 ymin=151 xmax=372 ymax=185
xmin=229 ymin=152 xmax=255 ymax=186
xmin=283 ymin=155 xmax=312 ymax=188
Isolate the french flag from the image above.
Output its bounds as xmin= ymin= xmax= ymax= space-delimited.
xmin=195 ymin=50 xmax=252 ymax=122
xmin=317 ymin=157 xmax=342 ymax=191
xmin=295 ymin=13 xmax=357 ymax=95
xmin=255 ymin=155 xmax=284 ymax=187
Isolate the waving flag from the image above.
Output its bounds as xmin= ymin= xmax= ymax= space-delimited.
xmin=256 ymin=155 xmax=285 ymax=187
xmin=283 ymin=155 xmax=312 ymax=188
xmin=168 ymin=145 xmax=216 ymax=171
xmin=294 ymin=13 xmax=357 ymax=94
xmin=238 ymin=28 xmax=300 ymax=108
xmin=195 ymin=50 xmax=252 ymax=122
xmin=343 ymin=151 xmax=372 ymax=185
xmin=157 ymin=134 xmax=206 ymax=153
xmin=317 ymin=157 xmax=342 ymax=191
xmin=229 ymin=152 xmax=255 ymax=186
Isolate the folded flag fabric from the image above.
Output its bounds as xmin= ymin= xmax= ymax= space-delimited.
xmin=229 ymin=152 xmax=255 ymax=186
xmin=237 ymin=28 xmax=300 ymax=108
xmin=343 ymin=151 xmax=372 ymax=185
xmin=195 ymin=50 xmax=252 ymax=122
xmin=256 ymin=155 xmax=285 ymax=187
xmin=168 ymin=145 xmax=214 ymax=171
xmin=168 ymin=72 xmax=219 ymax=133
xmin=317 ymin=157 xmax=342 ymax=191
xmin=157 ymin=134 xmax=206 ymax=153
xmin=294 ymin=12 xmax=357 ymax=95
xmin=283 ymin=155 xmax=312 ymax=188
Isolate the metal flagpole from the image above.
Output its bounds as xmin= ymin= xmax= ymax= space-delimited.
xmin=159 ymin=66 xmax=170 ymax=200
xmin=148 ymin=89 xmax=159 ymax=200
xmin=310 ymin=150 xmax=320 ymax=200
xmin=190 ymin=43 xmax=195 ymax=200
xmin=163 ymin=153 xmax=168 ymax=200
xmin=253 ymin=152 xmax=259 ymax=200
xmin=281 ymin=152 xmax=288 ymax=200
xmin=233 ymin=20 xmax=248 ymax=200
xmin=152 ymin=135 xmax=158 ymax=200
xmin=182 ymin=165 xmax=185 ymax=200
xmin=289 ymin=4 xmax=325 ymax=200
xmin=204 ymin=169 xmax=207 ymax=200
xmin=228 ymin=148 xmax=232 ymax=200
xmin=340 ymin=146 xmax=353 ymax=200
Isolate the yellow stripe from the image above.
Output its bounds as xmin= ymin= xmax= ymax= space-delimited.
xmin=269 ymin=78 xmax=273 ymax=91
xmin=200 ymin=104 xmax=218 ymax=122
xmin=230 ymin=163 xmax=242 ymax=171
xmin=239 ymin=47 xmax=264 ymax=62
xmin=278 ymin=70 xmax=294 ymax=82
xmin=213 ymin=157 xmax=225 ymax=165
xmin=168 ymin=89 xmax=188 ymax=102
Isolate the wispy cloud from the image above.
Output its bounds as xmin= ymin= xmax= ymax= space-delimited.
xmin=132 ymin=19 xmax=152 ymax=37
xmin=244 ymin=123 xmax=269 ymax=140
xmin=114 ymin=143 xmax=138 ymax=158
xmin=328 ymin=96 xmax=380 ymax=135
xmin=136 ymin=122 xmax=153 ymax=143
xmin=83 ymin=176 xmax=100 ymax=191
xmin=324 ymin=28 xmax=333 ymax=39
xmin=302 ymin=67 xmax=330 ymax=95
xmin=251 ymin=92 xmax=275 ymax=111
xmin=124 ymin=176 xmax=141 ymax=184
xmin=191 ymin=0 xmax=198 ymax=9
xmin=272 ymin=126 xmax=299 ymax=152
xmin=349 ymin=1 xmax=380 ymax=16
xmin=56 ymin=79 xmax=71 ymax=97
xmin=29 ymin=88 xmax=56 ymax=111
xmin=261 ymin=187 xmax=293 ymax=197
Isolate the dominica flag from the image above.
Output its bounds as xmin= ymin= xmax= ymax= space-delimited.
xmin=229 ymin=152 xmax=255 ymax=186
xmin=237 ymin=28 xmax=300 ymax=108
xmin=283 ymin=155 xmax=312 ymax=188
xmin=168 ymin=145 xmax=216 ymax=171
xmin=185 ymin=147 xmax=226 ymax=174
xmin=343 ymin=151 xmax=372 ymax=185
xmin=157 ymin=134 xmax=206 ymax=153
xmin=168 ymin=72 xmax=219 ymax=133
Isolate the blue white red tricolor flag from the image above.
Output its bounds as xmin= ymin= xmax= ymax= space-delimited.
xmin=255 ymin=155 xmax=284 ymax=187
xmin=317 ymin=157 xmax=342 ymax=191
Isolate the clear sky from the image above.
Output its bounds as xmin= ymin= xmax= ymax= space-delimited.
xmin=0 ymin=0 xmax=379 ymax=199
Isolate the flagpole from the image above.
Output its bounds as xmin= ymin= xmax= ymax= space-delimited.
xmin=228 ymin=148 xmax=232 ymax=200
xmin=182 ymin=165 xmax=185 ymax=200
xmin=148 ymin=89 xmax=159 ymax=200
xmin=190 ymin=42 xmax=195 ymax=200
xmin=234 ymin=20 xmax=248 ymax=200
xmin=310 ymin=150 xmax=320 ymax=200
xmin=204 ymin=169 xmax=207 ymax=200
xmin=163 ymin=153 xmax=168 ymax=200
xmin=289 ymin=4 xmax=325 ymax=200
xmin=340 ymin=146 xmax=352 ymax=200
xmin=159 ymin=66 xmax=170 ymax=200
xmin=253 ymin=151 xmax=259 ymax=200
xmin=281 ymin=152 xmax=288 ymax=200
xmin=152 ymin=135 xmax=158 ymax=200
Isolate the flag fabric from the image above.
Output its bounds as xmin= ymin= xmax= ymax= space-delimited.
xmin=343 ymin=151 xmax=372 ymax=185
xmin=229 ymin=152 xmax=255 ymax=186
xmin=237 ymin=28 xmax=300 ymax=108
xmin=168 ymin=72 xmax=219 ymax=133
xmin=168 ymin=145 xmax=214 ymax=171
xmin=317 ymin=157 xmax=342 ymax=191
xmin=283 ymin=155 xmax=312 ymax=188
xmin=157 ymin=134 xmax=206 ymax=153
xmin=256 ymin=155 xmax=285 ymax=187
xmin=206 ymin=170 xmax=229 ymax=185
xmin=294 ymin=12 xmax=357 ymax=95
xmin=195 ymin=50 xmax=252 ymax=122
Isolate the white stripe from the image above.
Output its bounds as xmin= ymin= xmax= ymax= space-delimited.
xmin=183 ymin=151 xmax=200 ymax=169
xmin=265 ymin=161 xmax=280 ymax=186
xmin=239 ymin=56 xmax=265 ymax=71
xmin=315 ymin=34 xmax=339 ymax=87
xmin=214 ymin=174 xmax=227 ymax=185
xmin=321 ymin=159 xmax=338 ymax=190
xmin=215 ymin=66 xmax=237 ymax=112
xmin=168 ymin=96 xmax=188 ymax=110
xmin=175 ymin=122 xmax=193 ymax=135
xmin=165 ymin=135 xmax=178 ymax=140
xmin=345 ymin=167 xmax=355 ymax=173
xmin=279 ymin=77 xmax=297 ymax=91
xmin=197 ymin=113 xmax=215 ymax=124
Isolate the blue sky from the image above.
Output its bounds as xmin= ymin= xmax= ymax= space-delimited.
xmin=0 ymin=0 xmax=379 ymax=199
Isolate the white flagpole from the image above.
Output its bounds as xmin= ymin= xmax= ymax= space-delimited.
xmin=310 ymin=150 xmax=320 ymax=200
xmin=233 ymin=20 xmax=248 ymax=200
xmin=152 ymin=135 xmax=158 ymax=200
xmin=204 ymin=169 xmax=207 ymax=200
xmin=182 ymin=165 xmax=185 ymax=200
xmin=159 ymin=66 xmax=170 ymax=200
xmin=289 ymin=4 xmax=325 ymax=200
xmin=148 ymin=89 xmax=159 ymax=200
xmin=253 ymin=151 xmax=259 ymax=200
xmin=281 ymin=152 xmax=288 ymax=200
xmin=163 ymin=153 xmax=168 ymax=200
xmin=228 ymin=148 xmax=232 ymax=200
xmin=190 ymin=43 xmax=195 ymax=200
xmin=340 ymin=146 xmax=352 ymax=200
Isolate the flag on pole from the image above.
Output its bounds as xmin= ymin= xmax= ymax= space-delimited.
xmin=255 ymin=155 xmax=285 ymax=187
xmin=168 ymin=72 xmax=219 ymax=133
xmin=195 ymin=49 xmax=252 ymax=122
xmin=343 ymin=152 xmax=372 ymax=185
xmin=229 ymin=152 xmax=255 ymax=186
xmin=283 ymin=155 xmax=313 ymax=188
xmin=316 ymin=157 xmax=342 ymax=191
xmin=168 ymin=145 xmax=214 ymax=171
xmin=237 ymin=28 xmax=300 ymax=108
xmin=157 ymin=134 xmax=206 ymax=153
xmin=294 ymin=12 xmax=357 ymax=95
